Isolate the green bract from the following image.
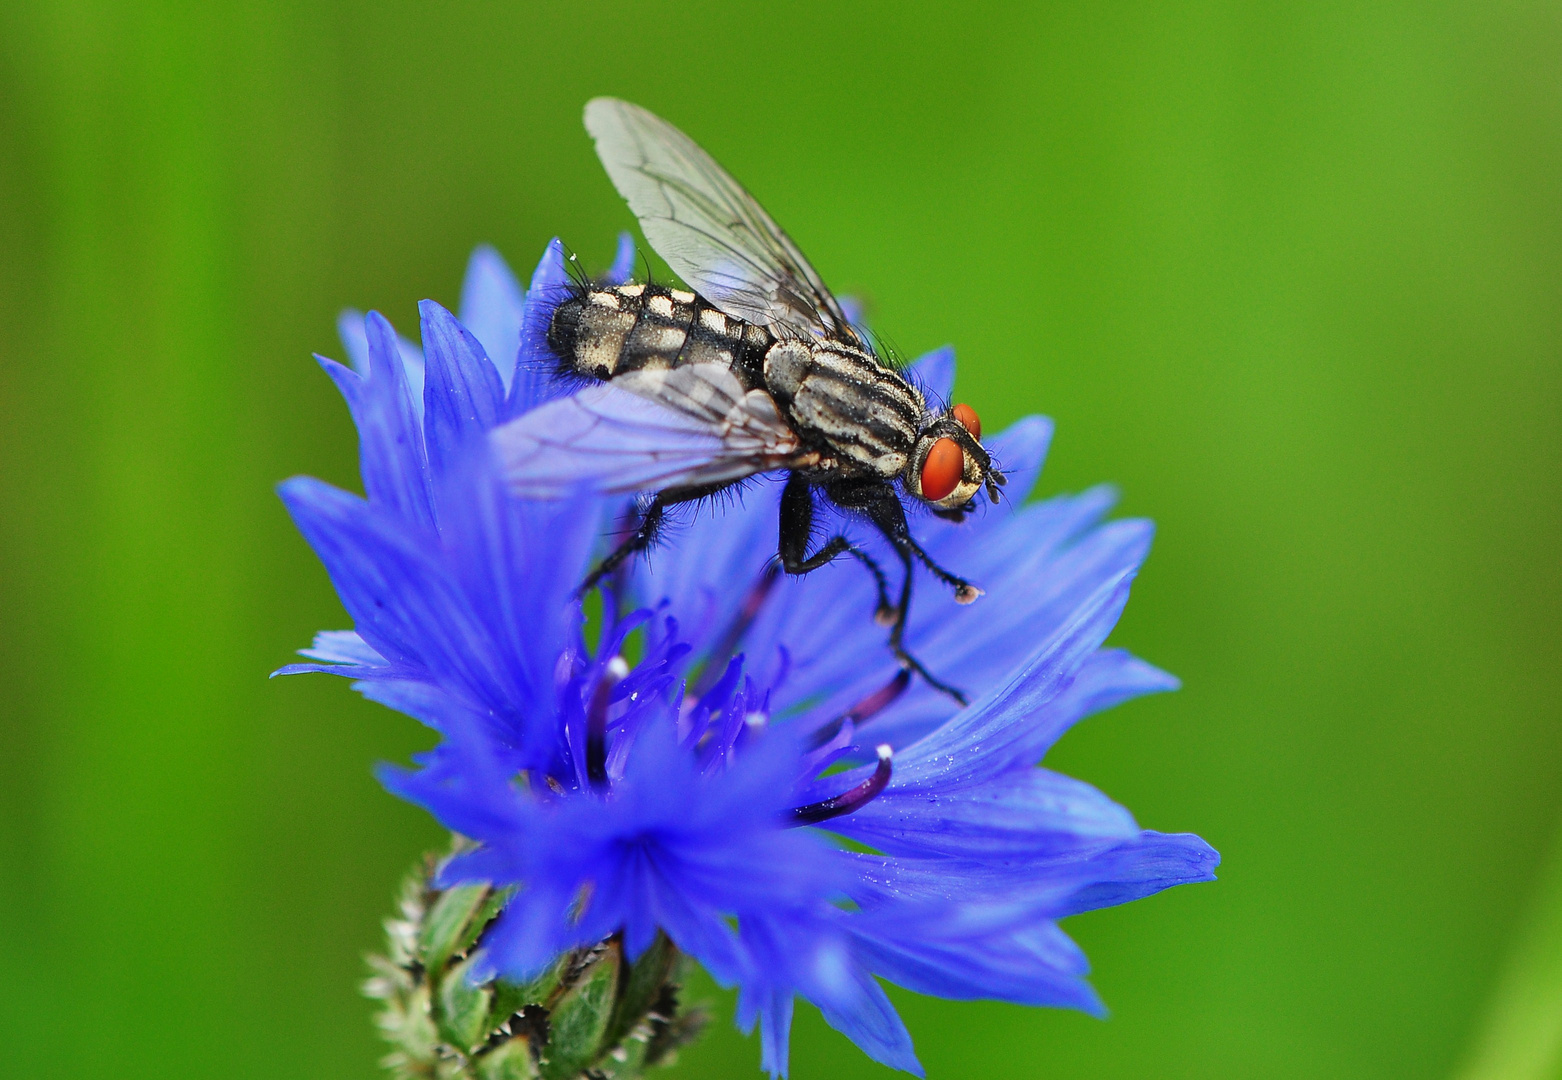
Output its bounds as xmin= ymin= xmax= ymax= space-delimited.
xmin=364 ymin=851 xmax=706 ymax=1080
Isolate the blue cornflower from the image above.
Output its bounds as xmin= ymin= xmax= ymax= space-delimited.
xmin=279 ymin=240 xmax=1218 ymax=1078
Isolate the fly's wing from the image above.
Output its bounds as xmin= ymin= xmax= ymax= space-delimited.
xmin=584 ymin=97 xmax=863 ymax=347
xmin=491 ymin=363 xmax=805 ymax=498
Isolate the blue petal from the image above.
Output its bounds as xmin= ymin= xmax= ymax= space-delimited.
xmin=318 ymin=345 xmax=436 ymax=531
xmin=507 ymin=239 xmax=572 ymax=419
xmin=382 ymin=732 xmax=534 ymax=889
xmin=846 ymin=828 xmax=1218 ymax=921
xmin=859 ymin=500 xmax=1151 ymax=750
xmin=853 ymin=912 xmax=1104 ymax=1015
xmin=890 ymin=568 xmax=1137 ymax=787
xmin=316 ymin=353 xmax=364 ymax=419
xmin=426 ymin=451 xmax=602 ymax=738
xmin=1053 ymin=831 xmax=1220 ymax=917
xmin=418 ymin=299 xmax=505 ymax=478
xmin=271 ymin=661 xmax=376 ymax=678
xmin=481 ymin=875 xmax=591 ymax=978
xmin=735 ymin=981 xmax=796 ymax=1079
xmin=277 ymin=476 xmax=543 ymax=739
xmin=864 ymin=643 xmax=1176 ymax=765
xmin=814 ymin=968 xmax=922 ymax=1076
xmin=271 ymin=627 xmax=391 ymax=678
xmin=277 ymin=477 xmax=440 ymax=670
xmin=356 ymin=311 xmax=436 ymax=530
xmin=904 ymin=345 xmax=955 ymax=406
xmin=354 ymin=677 xmax=486 ymax=735
xmin=458 ymin=245 xmax=526 ymax=393
xmin=739 ymin=915 xmax=921 ymax=1077
xmin=606 ymin=231 xmax=637 ymax=285
xmin=831 ymin=766 xmax=1139 ymax=860
xmin=337 ymin=308 xmax=427 ymax=428
xmin=795 ymin=567 xmax=1139 ymax=809
xmin=757 ymin=990 xmax=794 ymax=1079
xmin=301 ymin=628 xmax=384 ymax=666
xmin=336 ymin=309 xmax=371 ymax=373
xmin=640 ymin=864 xmax=750 ymax=988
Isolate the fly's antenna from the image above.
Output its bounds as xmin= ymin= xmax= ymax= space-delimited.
xmin=985 ymin=455 xmax=1015 ymax=508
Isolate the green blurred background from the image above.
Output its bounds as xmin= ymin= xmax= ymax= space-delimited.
xmin=2 ymin=2 xmax=1559 ymax=1078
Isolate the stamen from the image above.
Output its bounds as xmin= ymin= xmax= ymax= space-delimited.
xmin=847 ymin=669 xmax=910 ymax=727
xmin=693 ymin=565 xmax=779 ymax=697
xmin=586 ymin=661 xmax=621 ymax=788
xmin=788 ymin=745 xmax=893 ymax=826
xmin=805 ymin=669 xmax=911 ymax=749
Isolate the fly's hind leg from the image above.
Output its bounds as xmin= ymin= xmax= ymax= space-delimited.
xmin=778 ymin=474 xmax=895 ymax=622
xmin=577 ymin=482 xmax=729 ymax=597
xmin=577 ymin=497 xmax=666 ymax=597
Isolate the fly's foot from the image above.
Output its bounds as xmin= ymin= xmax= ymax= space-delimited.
xmin=894 ymin=647 xmax=969 ymax=707
xmin=905 ymin=537 xmax=983 ymax=608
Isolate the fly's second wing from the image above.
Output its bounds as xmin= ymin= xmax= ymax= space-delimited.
xmin=584 ymin=97 xmax=863 ymax=348
xmin=491 ymin=363 xmax=806 ymax=498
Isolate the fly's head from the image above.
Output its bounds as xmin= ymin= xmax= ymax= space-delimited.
xmin=903 ymin=402 xmax=1005 ymax=518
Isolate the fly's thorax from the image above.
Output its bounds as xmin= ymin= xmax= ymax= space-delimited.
xmin=547 ymin=283 xmax=772 ymax=386
xmin=763 ymin=339 xmax=923 ymax=477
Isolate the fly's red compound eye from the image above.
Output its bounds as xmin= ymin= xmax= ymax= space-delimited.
xmin=920 ymin=438 xmax=964 ymax=501
xmin=952 ymin=403 xmax=981 ymax=439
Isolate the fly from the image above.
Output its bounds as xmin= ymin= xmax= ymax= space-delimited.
xmin=492 ymin=98 xmax=1005 ymax=702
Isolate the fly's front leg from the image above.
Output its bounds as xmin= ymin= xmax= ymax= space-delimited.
xmin=863 ymin=485 xmax=982 ymax=605
xmin=778 ymin=474 xmax=895 ymax=621
xmin=852 ymin=484 xmax=972 ymax=705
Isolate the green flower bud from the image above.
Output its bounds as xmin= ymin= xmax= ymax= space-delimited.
xmin=363 ymin=845 xmax=707 ymax=1080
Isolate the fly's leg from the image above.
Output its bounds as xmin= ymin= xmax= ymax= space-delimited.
xmin=577 ymin=482 xmax=732 ymax=597
xmin=576 ymin=496 xmax=667 ymax=597
xmin=778 ymin=474 xmax=895 ymax=621
xmin=881 ymin=539 xmax=969 ymax=706
xmin=833 ymin=480 xmax=974 ymax=705
xmin=855 ymin=484 xmax=982 ymax=605
xmin=907 ymin=536 xmax=983 ymax=604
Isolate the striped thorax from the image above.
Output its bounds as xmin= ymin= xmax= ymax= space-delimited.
xmin=761 ymin=338 xmax=921 ymax=478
